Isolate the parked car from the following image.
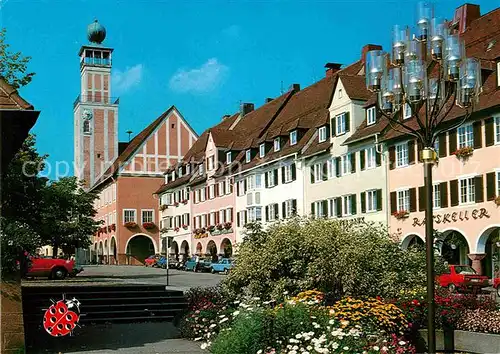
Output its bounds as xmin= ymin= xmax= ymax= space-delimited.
xmin=437 ymin=265 xmax=489 ymax=292
xmin=493 ymin=277 xmax=500 ymax=297
xmin=210 ymin=258 xmax=234 ymax=274
xmin=144 ymin=255 xmax=158 ymax=267
xmin=156 ymin=256 xmax=167 ymax=269
xmin=26 ymin=255 xmax=75 ymax=280
xmin=168 ymin=259 xmax=183 ymax=269
xmin=184 ymin=257 xmax=212 ymax=272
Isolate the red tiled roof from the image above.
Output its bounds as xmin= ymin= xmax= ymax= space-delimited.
xmin=338 ymin=74 xmax=371 ymax=101
xmin=302 ymin=140 xmax=332 ymax=158
xmin=0 ymin=78 xmax=33 ymax=110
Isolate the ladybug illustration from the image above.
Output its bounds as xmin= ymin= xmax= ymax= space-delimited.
xmin=43 ymin=295 xmax=81 ymax=337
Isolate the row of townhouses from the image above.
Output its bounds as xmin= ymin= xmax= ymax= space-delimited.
xmin=85 ymin=4 xmax=499 ymax=279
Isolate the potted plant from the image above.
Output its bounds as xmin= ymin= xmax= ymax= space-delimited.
xmin=224 ymin=222 xmax=232 ymax=230
xmin=110 ymin=223 xmax=116 ymax=231
xmin=174 ymin=226 xmax=180 ymax=232
xmin=392 ymin=210 xmax=409 ymax=220
xmin=124 ymin=221 xmax=137 ymax=228
xmin=208 ymin=225 xmax=215 ymax=232
xmin=182 ymin=199 xmax=188 ymax=205
xmin=216 ymin=223 xmax=224 ymax=231
xmin=143 ymin=222 xmax=155 ymax=230
xmin=452 ymin=146 xmax=474 ymax=159
xmin=174 ymin=201 xmax=179 ymax=207
xmin=182 ymin=224 xmax=188 ymax=230
xmin=159 ymin=204 xmax=168 ymax=211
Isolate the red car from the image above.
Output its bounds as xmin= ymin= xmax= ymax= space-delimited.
xmin=493 ymin=277 xmax=500 ymax=297
xmin=437 ymin=265 xmax=489 ymax=292
xmin=26 ymin=256 xmax=76 ymax=280
xmin=144 ymin=255 xmax=159 ymax=267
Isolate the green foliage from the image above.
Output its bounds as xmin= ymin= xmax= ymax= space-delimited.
xmin=41 ymin=176 xmax=100 ymax=256
xmin=224 ymin=217 xmax=446 ymax=301
xmin=0 ymin=28 xmax=35 ymax=88
xmin=210 ymin=309 xmax=273 ymax=354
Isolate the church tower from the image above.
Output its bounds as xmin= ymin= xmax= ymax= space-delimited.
xmin=74 ymin=20 xmax=118 ymax=188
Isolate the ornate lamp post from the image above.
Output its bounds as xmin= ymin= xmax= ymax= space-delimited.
xmin=365 ymin=2 xmax=482 ymax=352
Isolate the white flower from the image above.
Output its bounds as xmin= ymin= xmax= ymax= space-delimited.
xmin=200 ymin=343 xmax=208 ymax=350
xmin=343 ymin=347 xmax=349 ymax=351
xmin=373 ymin=346 xmax=380 ymax=351
xmin=382 ymin=346 xmax=388 ymax=351
xmin=219 ymin=317 xmax=228 ymax=324
xmin=331 ymin=342 xmax=339 ymax=350
xmin=283 ymin=291 xmax=289 ymax=295
xmin=257 ymin=350 xmax=262 ymax=354
xmin=295 ymin=334 xmax=302 ymax=339
xmin=398 ymin=340 xmax=406 ymax=345
xmin=209 ymin=324 xmax=216 ymax=329
xmin=194 ymin=337 xmax=202 ymax=341
xmin=329 ymin=319 xmax=335 ymax=325
xmin=233 ymin=310 xmax=240 ymax=316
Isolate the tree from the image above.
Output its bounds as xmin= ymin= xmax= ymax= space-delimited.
xmin=40 ymin=177 xmax=101 ymax=257
xmin=0 ymin=28 xmax=35 ymax=88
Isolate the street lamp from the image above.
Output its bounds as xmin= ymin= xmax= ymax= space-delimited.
xmin=365 ymin=2 xmax=482 ymax=353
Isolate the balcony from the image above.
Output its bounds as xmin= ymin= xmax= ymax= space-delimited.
xmin=74 ymin=94 xmax=119 ymax=109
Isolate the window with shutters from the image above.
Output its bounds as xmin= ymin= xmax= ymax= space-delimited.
xmin=319 ymin=126 xmax=327 ymax=142
xmin=245 ymin=150 xmax=251 ymax=163
xmin=433 ymin=184 xmax=441 ymax=208
xmin=327 ymin=158 xmax=336 ymax=179
xmin=366 ymin=190 xmax=377 ymax=212
xmin=459 ymin=177 xmax=475 ymax=204
xmin=266 ymin=170 xmax=277 ymax=188
xmin=209 ymin=212 xmax=216 ymax=226
xmin=218 ymin=181 xmax=225 ymax=196
xmin=239 ymin=211 xmax=246 ymax=227
xmin=283 ymin=199 xmax=295 ymax=218
xmin=457 ymin=124 xmax=473 ymax=148
xmin=290 ymin=131 xmax=298 ymax=145
xmin=328 ymin=198 xmax=337 ymax=218
xmin=200 ymin=188 xmax=206 ymax=202
xmin=142 ymin=209 xmax=154 ymax=223
xmin=274 ymin=138 xmax=281 ymax=152
xmin=237 ymin=180 xmax=245 ymax=196
xmin=207 ymin=156 xmax=214 ymax=170
xmin=225 ymin=179 xmax=231 ymax=194
xmin=267 ymin=204 xmax=278 ymax=221
xmin=255 ymin=174 xmax=262 ymax=188
xmin=313 ymin=163 xmax=322 ymax=183
xmin=123 ymin=209 xmax=136 ymax=223
xmin=225 ymin=208 xmax=232 ymax=222
xmin=259 ymin=143 xmax=266 ymax=157
xmin=226 ymin=152 xmax=232 ymax=165
xmin=199 ymin=164 xmax=204 ymax=175
xmin=366 ymin=107 xmax=376 ymax=125
xmin=283 ymin=165 xmax=293 ymax=183
xmin=397 ymin=190 xmax=410 ymax=212
xmin=495 ymin=117 xmax=500 ymax=144
xmin=219 ymin=210 xmax=225 ymax=224
xmin=404 ymin=103 xmax=412 ymax=119
xmin=366 ymin=147 xmax=376 ymax=169
xmin=336 ymin=113 xmax=347 ymax=135
xmin=209 ymin=185 xmax=215 ymax=199
xmin=194 ymin=190 xmax=200 ymax=203
xmin=313 ymin=200 xmax=325 ymax=218
xmin=201 ymin=214 xmax=207 ymax=227
xmin=342 ymin=195 xmax=354 ymax=216
xmin=246 ymin=175 xmax=255 ymax=190
xmin=248 ymin=207 xmax=262 ymax=222
xmin=396 ymin=142 xmax=409 ymax=168
xmin=341 ymin=154 xmax=352 ymax=175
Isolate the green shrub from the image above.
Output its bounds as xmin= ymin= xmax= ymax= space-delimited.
xmin=210 ymin=309 xmax=273 ymax=354
xmin=223 ymin=218 xmax=446 ymax=301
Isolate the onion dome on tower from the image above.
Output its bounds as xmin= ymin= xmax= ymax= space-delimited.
xmin=87 ymin=19 xmax=106 ymax=44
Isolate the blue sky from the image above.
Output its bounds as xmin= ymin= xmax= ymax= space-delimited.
xmin=1 ymin=0 xmax=496 ymax=179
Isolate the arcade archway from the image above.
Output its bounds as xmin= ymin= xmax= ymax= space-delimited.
xmin=180 ymin=240 xmax=190 ymax=261
xmin=207 ymin=240 xmax=218 ymax=262
xmin=440 ymin=230 xmax=470 ymax=265
xmin=110 ymin=237 xmax=117 ymax=265
xmin=125 ymin=234 xmax=157 ymax=265
xmin=478 ymin=226 xmax=500 ymax=279
xmin=401 ymin=234 xmax=424 ymax=250
xmin=220 ymin=238 xmax=233 ymax=258
xmin=195 ymin=242 xmax=203 ymax=255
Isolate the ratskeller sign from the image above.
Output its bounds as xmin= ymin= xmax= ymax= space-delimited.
xmin=412 ymin=207 xmax=490 ymax=227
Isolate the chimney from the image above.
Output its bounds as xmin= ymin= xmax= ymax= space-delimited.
xmin=453 ymin=4 xmax=480 ymax=34
xmin=361 ymin=44 xmax=383 ymax=63
xmin=265 ymin=97 xmax=274 ymax=103
xmin=240 ymin=103 xmax=254 ymax=116
xmin=324 ymin=62 xmax=342 ymax=77
xmin=289 ymin=83 xmax=300 ymax=92
xmin=221 ymin=114 xmax=231 ymax=120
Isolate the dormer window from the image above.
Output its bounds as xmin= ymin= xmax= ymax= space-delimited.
xmin=245 ymin=149 xmax=251 ymax=163
xmin=274 ymin=138 xmax=281 ymax=152
xmin=404 ymin=103 xmax=412 ymax=119
xmin=367 ymin=106 xmax=376 ymax=125
xmin=290 ymin=131 xmax=298 ymax=146
xmin=186 ymin=164 xmax=191 ymax=174
xmin=178 ymin=168 xmax=183 ymax=177
xmin=207 ymin=156 xmax=215 ymax=171
xmin=318 ymin=126 xmax=327 ymax=143
xmin=226 ymin=152 xmax=232 ymax=165
xmin=259 ymin=143 xmax=266 ymax=158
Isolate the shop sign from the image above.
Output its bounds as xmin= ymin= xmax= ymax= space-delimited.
xmin=412 ymin=208 xmax=490 ymax=227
